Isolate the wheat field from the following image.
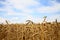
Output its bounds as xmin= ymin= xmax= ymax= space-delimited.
xmin=0 ymin=21 xmax=60 ymax=40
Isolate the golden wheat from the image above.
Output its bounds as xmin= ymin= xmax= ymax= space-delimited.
xmin=0 ymin=21 xmax=60 ymax=40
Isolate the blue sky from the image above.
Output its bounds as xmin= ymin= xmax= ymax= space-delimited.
xmin=0 ymin=0 xmax=60 ymax=23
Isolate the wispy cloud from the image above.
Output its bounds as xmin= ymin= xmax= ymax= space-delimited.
xmin=0 ymin=0 xmax=60 ymax=23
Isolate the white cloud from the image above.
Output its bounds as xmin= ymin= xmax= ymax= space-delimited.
xmin=1 ymin=0 xmax=60 ymax=14
xmin=7 ymin=0 xmax=39 ymax=9
xmin=47 ymin=15 xmax=60 ymax=22
xmin=4 ymin=0 xmax=37 ymax=15
xmin=36 ymin=6 xmax=60 ymax=13
xmin=5 ymin=0 xmax=60 ymax=23
xmin=5 ymin=0 xmax=60 ymax=15
xmin=35 ymin=2 xmax=60 ymax=13
xmin=0 ymin=17 xmax=7 ymax=24
xmin=0 ymin=0 xmax=60 ymax=23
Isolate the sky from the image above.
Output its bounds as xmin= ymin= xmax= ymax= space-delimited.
xmin=0 ymin=0 xmax=60 ymax=23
